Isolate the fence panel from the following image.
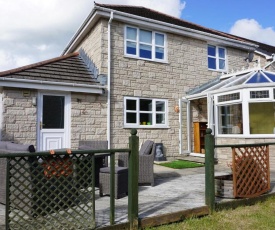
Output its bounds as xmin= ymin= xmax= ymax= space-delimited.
xmin=232 ymin=145 xmax=270 ymax=198
xmin=6 ymin=152 xmax=98 ymax=229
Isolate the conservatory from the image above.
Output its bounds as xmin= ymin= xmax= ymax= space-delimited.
xmin=182 ymin=65 xmax=275 ymax=157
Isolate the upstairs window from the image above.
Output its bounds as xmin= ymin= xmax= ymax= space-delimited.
xmin=124 ymin=97 xmax=168 ymax=128
xmin=125 ymin=26 xmax=166 ymax=61
xmin=208 ymin=45 xmax=226 ymax=71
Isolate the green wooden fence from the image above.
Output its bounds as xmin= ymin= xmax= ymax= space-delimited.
xmin=0 ymin=129 xmax=139 ymax=230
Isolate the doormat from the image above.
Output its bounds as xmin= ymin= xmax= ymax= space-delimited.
xmin=158 ymin=160 xmax=204 ymax=169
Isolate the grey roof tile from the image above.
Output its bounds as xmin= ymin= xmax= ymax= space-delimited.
xmin=0 ymin=53 xmax=100 ymax=86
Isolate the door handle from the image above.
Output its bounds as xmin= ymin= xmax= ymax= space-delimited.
xmin=40 ymin=122 xmax=45 ymax=130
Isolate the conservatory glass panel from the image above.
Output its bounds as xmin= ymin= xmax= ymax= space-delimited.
xmin=246 ymin=72 xmax=269 ymax=84
xmin=218 ymin=104 xmax=242 ymax=134
xmin=264 ymin=72 xmax=275 ymax=82
xmin=249 ymin=102 xmax=275 ymax=134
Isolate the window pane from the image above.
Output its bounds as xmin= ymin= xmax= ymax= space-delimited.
xmin=140 ymin=44 xmax=152 ymax=59
xmin=127 ymin=41 xmax=136 ymax=55
xmin=249 ymin=102 xmax=275 ymax=134
xmin=218 ymin=104 xmax=242 ymax=134
xmin=126 ymin=113 xmax=136 ymax=123
xmin=140 ymin=99 xmax=152 ymax=111
xmin=155 ymin=33 xmax=164 ymax=46
xmin=156 ymin=114 xmax=165 ymax=124
xmin=250 ymin=90 xmax=269 ymax=99
xmin=126 ymin=27 xmax=137 ymax=40
xmin=156 ymin=101 xmax=165 ymax=111
xmin=155 ymin=47 xmax=164 ymax=59
xmin=218 ymin=48 xmax=225 ymax=58
xmin=43 ymin=96 xmax=64 ymax=129
xmin=208 ymin=45 xmax=216 ymax=56
xmin=208 ymin=57 xmax=216 ymax=69
xmin=140 ymin=30 xmax=152 ymax=44
xmin=218 ymin=93 xmax=240 ymax=102
xmin=126 ymin=99 xmax=136 ymax=110
xmin=140 ymin=113 xmax=152 ymax=125
xmin=219 ymin=59 xmax=225 ymax=70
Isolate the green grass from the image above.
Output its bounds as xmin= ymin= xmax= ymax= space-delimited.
xmin=147 ymin=196 xmax=275 ymax=230
xmin=158 ymin=160 xmax=204 ymax=169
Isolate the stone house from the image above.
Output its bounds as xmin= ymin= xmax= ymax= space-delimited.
xmin=1 ymin=3 xmax=275 ymax=163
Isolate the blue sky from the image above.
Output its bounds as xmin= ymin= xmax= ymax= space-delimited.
xmin=181 ymin=0 xmax=275 ymax=42
xmin=0 ymin=0 xmax=274 ymax=71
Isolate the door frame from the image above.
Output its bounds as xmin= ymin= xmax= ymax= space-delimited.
xmin=37 ymin=91 xmax=71 ymax=151
xmin=179 ymin=98 xmax=191 ymax=155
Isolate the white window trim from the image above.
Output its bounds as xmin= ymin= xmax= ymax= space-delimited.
xmin=124 ymin=97 xmax=169 ymax=128
xmin=214 ymin=87 xmax=275 ymax=138
xmin=208 ymin=44 xmax=227 ymax=72
xmin=124 ymin=25 xmax=167 ymax=62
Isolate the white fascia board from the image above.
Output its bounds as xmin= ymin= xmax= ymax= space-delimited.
xmin=63 ymin=6 xmax=258 ymax=55
xmin=185 ymin=93 xmax=208 ymax=100
xmin=0 ymin=78 xmax=105 ymax=94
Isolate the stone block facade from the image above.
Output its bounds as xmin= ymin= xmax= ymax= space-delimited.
xmin=1 ymin=88 xmax=37 ymax=145
xmin=72 ymin=18 xmax=268 ymax=159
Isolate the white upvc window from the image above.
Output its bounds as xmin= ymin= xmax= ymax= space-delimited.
xmin=124 ymin=97 xmax=168 ymax=128
xmin=125 ymin=26 xmax=166 ymax=61
xmin=208 ymin=45 xmax=227 ymax=71
xmin=215 ymin=88 xmax=275 ymax=137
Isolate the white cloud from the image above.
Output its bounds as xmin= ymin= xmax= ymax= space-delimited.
xmin=0 ymin=0 xmax=185 ymax=71
xmin=229 ymin=19 xmax=275 ymax=46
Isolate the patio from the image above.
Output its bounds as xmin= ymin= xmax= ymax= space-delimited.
xmin=1 ymin=162 xmax=275 ymax=229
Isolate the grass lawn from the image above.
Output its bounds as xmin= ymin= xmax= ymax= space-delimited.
xmin=147 ymin=195 xmax=275 ymax=230
xmin=158 ymin=160 xmax=204 ymax=169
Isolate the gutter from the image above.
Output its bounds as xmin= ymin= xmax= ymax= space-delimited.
xmin=107 ymin=11 xmax=113 ymax=149
xmin=0 ymin=77 xmax=105 ymax=94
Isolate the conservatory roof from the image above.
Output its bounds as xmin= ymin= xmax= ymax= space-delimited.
xmin=186 ymin=67 xmax=275 ymax=98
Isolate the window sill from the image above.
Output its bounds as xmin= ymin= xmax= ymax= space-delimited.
xmin=123 ymin=125 xmax=170 ymax=129
xmin=124 ymin=55 xmax=168 ymax=64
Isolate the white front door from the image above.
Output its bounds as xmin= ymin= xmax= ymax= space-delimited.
xmin=37 ymin=92 xmax=71 ymax=151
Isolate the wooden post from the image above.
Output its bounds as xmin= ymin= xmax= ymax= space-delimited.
xmin=205 ymin=128 xmax=215 ymax=213
xmin=128 ymin=129 xmax=139 ymax=230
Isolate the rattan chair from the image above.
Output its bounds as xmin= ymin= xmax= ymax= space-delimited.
xmin=78 ymin=140 xmax=108 ymax=187
xmin=118 ymin=140 xmax=155 ymax=186
xmin=99 ymin=166 xmax=128 ymax=199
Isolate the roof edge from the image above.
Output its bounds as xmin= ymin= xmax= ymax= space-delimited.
xmin=0 ymin=52 xmax=79 ymax=77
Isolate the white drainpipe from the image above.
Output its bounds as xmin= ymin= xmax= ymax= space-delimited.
xmin=107 ymin=11 xmax=113 ymax=149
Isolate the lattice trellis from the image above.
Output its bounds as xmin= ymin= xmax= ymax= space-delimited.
xmin=6 ymin=154 xmax=96 ymax=230
xmin=232 ymin=145 xmax=270 ymax=198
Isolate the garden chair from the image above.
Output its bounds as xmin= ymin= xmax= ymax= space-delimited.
xmin=118 ymin=140 xmax=155 ymax=186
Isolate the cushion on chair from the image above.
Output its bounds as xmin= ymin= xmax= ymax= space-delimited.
xmin=139 ymin=140 xmax=154 ymax=155
xmin=6 ymin=142 xmax=30 ymax=151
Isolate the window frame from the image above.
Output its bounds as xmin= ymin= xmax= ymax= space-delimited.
xmin=124 ymin=26 xmax=167 ymax=62
xmin=207 ymin=45 xmax=227 ymax=71
xmin=124 ymin=97 xmax=168 ymax=128
xmin=214 ymin=88 xmax=275 ymax=137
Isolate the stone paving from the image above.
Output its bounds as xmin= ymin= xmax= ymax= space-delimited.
xmin=0 ymin=163 xmax=274 ymax=229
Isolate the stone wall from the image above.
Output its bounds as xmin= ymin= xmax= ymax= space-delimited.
xmin=70 ymin=92 xmax=107 ymax=149
xmin=1 ymin=88 xmax=37 ymax=145
xmin=72 ymin=18 xmax=270 ymax=158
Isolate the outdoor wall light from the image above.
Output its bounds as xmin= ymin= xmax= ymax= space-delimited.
xmin=174 ymin=105 xmax=180 ymax=113
xmin=32 ymin=97 xmax=37 ymax=106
